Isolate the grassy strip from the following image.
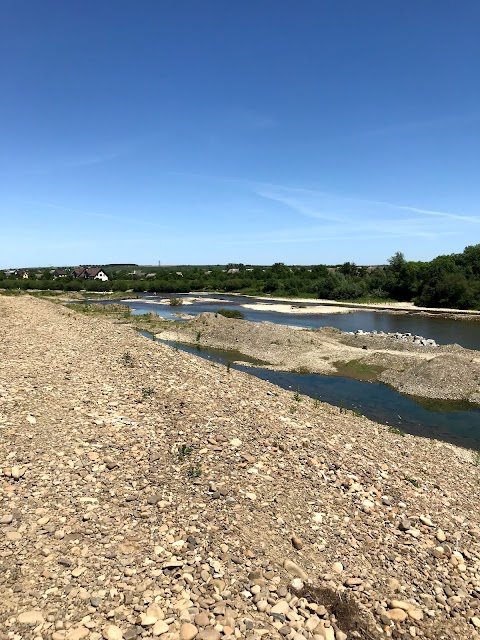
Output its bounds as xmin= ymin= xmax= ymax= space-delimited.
xmin=333 ymin=359 xmax=385 ymax=382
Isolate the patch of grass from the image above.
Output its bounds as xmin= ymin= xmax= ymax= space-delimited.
xmin=405 ymin=476 xmax=420 ymax=488
xmin=293 ymin=387 xmax=302 ymax=402
xmin=169 ymin=297 xmax=183 ymax=306
xmin=141 ymin=386 xmax=155 ymax=400
xmin=313 ymin=395 xmax=320 ymax=409
xmin=196 ymin=330 xmax=202 ymax=342
xmin=177 ymin=444 xmax=193 ymax=461
xmin=227 ymin=360 xmax=232 ymax=373
xmin=216 ymin=308 xmax=244 ymax=319
xmin=388 ymin=426 xmax=405 ymax=436
xmin=187 ymin=463 xmax=202 ymax=479
xmin=473 ymin=450 xmax=480 ymax=466
xmin=121 ymin=351 xmax=134 ymax=367
xmin=334 ymin=359 xmax=385 ymax=382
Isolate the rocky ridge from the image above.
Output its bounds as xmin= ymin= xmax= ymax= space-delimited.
xmin=1 ymin=296 xmax=480 ymax=640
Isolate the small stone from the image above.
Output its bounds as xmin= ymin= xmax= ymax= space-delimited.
xmin=197 ymin=630 xmax=220 ymax=640
xmin=332 ymin=562 xmax=343 ymax=574
xmin=271 ymin=600 xmax=290 ymax=615
xmin=471 ymin=617 xmax=480 ymax=629
xmin=436 ymin=529 xmax=446 ymax=542
xmin=408 ymin=608 xmax=423 ymax=621
xmin=66 ymin=627 xmax=89 ymax=640
xmin=6 ymin=531 xmax=21 ymax=541
xmin=419 ymin=515 xmax=434 ymax=527
xmin=91 ymin=597 xmax=102 ymax=608
xmin=103 ymin=625 xmax=123 ymax=640
xmin=256 ymin=600 xmax=268 ymax=612
xmin=152 ymin=621 xmax=169 ymax=636
xmin=27 ymin=414 xmax=36 ymax=424
xmin=146 ymin=603 xmax=164 ymax=621
xmin=291 ymin=534 xmax=303 ymax=550
xmin=388 ymin=609 xmax=408 ymax=622
xmin=12 ymin=465 xmax=26 ymax=480
xmin=399 ymin=518 xmax=411 ymax=531
xmin=290 ymin=578 xmax=304 ymax=591
xmin=283 ymin=559 xmax=308 ymax=581
xmin=387 ymin=577 xmax=401 ymax=591
xmin=0 ymin=514 xmax=13 ymax=524
xmin=180 ymin=623 xmax=198 ymax=640
xmin=194 ymin=612 xmax=210 ymax=626
xmin=139 ymin=615 xmax=157 ymax=627
xmin=230 ymin=438 xmax=242 ymax=447
xmin=18 ymin=610 xmax=45 ymax=625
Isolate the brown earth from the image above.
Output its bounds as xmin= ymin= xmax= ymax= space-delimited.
xmin=1 ymin=296 xmax=480 ymax=640
xmin=156 ymin=313 xmax=480 ymax=404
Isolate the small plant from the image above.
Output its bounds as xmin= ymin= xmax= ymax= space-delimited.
xmin=177 ymin=444 xmax=193 ymax=461
xmin=141 ymin=386 xmax=155 ymax=400
xmin=169 ymin=297 xmax=183 ymax=306
xmin=339 ymin=400 xmax=347 ymax=414
xmin=227 ymin=360 xmax=232 ymax=373
xmin=121 ymin=351 xmax=134 ymax=367
xmin=388 ymin=426 xmax=405 ymax=436
xmin=351 ymin=408 xmax=362 ymax=417
xmin=405 ymin=476 xmax=420 ymax=488
xmin=473 ymin=449 xmax=480 ymax=466
xmin=196 ymin=330 xmax=202 ymax=342
xmin=187 ymin=463 xmax=202 ymax=479
xmin=216 ymin=308 xmax=244 ymax=319
xmin=293 ymin=387 xmax=302 ymax=402
xmin=313 ymin=395 xmax=320 ymax=409
xmin=289 ymin=404 xmax=298 ymax=414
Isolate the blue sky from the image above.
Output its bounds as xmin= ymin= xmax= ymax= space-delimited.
xmin=1 ymin=0 xmax=479 ymax=268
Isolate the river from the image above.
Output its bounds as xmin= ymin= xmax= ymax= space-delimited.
xmin=101 ymin=293 xmax=480 ymax=350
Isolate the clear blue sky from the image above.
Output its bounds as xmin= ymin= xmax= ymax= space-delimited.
xmin=1 ymin=1 xmax=479 ymax=268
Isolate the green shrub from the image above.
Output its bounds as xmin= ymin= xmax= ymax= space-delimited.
xmin=216 ymin=308 xmax=244 ymax=319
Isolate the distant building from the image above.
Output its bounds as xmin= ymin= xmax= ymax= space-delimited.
xmin=52 ymin=269 xmax=69 ymax=278
xmin=17 ymin=270 xmax=29 ymax=279
xmin=227 ymin=268 xmax=240 ymax=274
xmin=73 ymin=267 xmax=109 ymax=281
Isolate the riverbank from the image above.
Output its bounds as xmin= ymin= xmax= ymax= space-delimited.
xmin=226 ymin=293 xmax=480 ymax=318
xmin=156 ymin=313 xmax=480 ymax=404
xmin=1 ymin=295 xmax=480 ymax=639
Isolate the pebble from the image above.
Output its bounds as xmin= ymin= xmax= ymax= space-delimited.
xmin=179 ymin=623 xmax=198 ymax=640
xmin=283 ymin=559 xmax=308 ymax=581
xmin=152 ymin=620 xmax=169 ymax=635
xmin=103 ymin=625 xmax=123 ymax=640
xmin=18 ymin=610 xmax=45 ymax=625
xmin=291 ymin=533 xmax=303 ymax=550
xmin=388 ymin=608 xmax=408 ymax=622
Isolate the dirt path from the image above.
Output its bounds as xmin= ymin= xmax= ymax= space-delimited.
xmin=1 ymin=296 xmax=480 ymax=639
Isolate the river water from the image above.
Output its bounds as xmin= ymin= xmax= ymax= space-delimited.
xmin=107 ymin=293 xmax=480 ymax=350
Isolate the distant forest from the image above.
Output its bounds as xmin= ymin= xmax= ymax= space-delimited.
xmin=2 ymin=244 xmax=480 ymax=310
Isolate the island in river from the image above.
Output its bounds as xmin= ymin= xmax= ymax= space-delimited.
xmin=155 ymin=311 xmax=480 ymax=404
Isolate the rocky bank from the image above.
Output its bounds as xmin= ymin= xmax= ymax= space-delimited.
xmin=1 ymin=296 xmax=480 ymax=640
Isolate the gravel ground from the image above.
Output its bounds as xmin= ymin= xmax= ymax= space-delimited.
xmin=1 ymin=296 xmax=480 ymax=640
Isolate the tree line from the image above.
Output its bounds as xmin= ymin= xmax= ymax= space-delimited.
xmin=2 ymin=244 xmax=480 ymax=310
